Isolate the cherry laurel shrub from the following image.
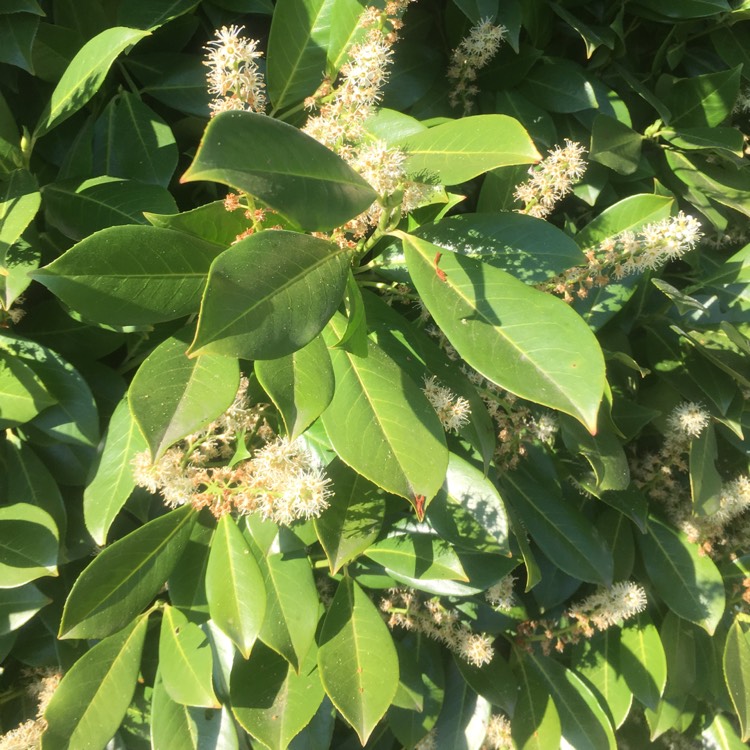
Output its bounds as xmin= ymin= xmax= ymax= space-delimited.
xmin=1 ymin=1 xmax=750 ymax=748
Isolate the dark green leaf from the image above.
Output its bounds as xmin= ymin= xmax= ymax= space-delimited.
xmin=0 ymin=583 xmax=50 ymax=636
xmin=689 ymin=422 xmax=723 ymax=515
xmin=59 ymin=506 xmax=195 ymax=639
xmin=512 ymin=651 xmax=561 ymax=750
xmin=723 ymin=618 xmax=750 ymax=742
xmin=181 ymin=111 xmax=377 ymax=231
xmin=589 ymin=114 xmax=642 ymax=176
xmin=619 ymin=613 xmax=667 ymax=711
xmin=117 ymin=0 xmax=200 ymax=30
xmin=0 ymin=13 xmax=38 ymax=73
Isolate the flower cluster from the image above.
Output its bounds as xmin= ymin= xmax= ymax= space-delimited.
xmin=0 ymin=668 xmax=61 ymax=750
xmin=547 ymin=212 xmax=703 ymax=302
xmin=422 ymin=375 xmax=471 ymax=432
xmin=204 ymin=25 xmax=266 ymax=116
xmin=447 ymin=18 xmax=507 ymax=113
xmin=132 ymin=379 xmax=332 ymax=524
xmin=485 ymin=574 xmax=516 ymax=611
xmin=380 ymin=587 xmax=495 ymax=667
xmin=482 ymin=713 xmax=513 ymax=750
xmin=514 ymin=139 xmax=587 ymax=219
xmin=734 ymin=86 xmax=750 ymax=114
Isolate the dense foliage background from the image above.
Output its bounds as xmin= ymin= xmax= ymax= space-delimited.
xmin=1 ymin=0 xmax=750 ymax=748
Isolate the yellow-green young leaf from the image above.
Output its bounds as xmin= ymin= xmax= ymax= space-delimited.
xmin=159 ymin=605 xmax=219 ymax=708
xmin=0 ymin=504 xmax=58 ymax=587
xmin=512 ymin=652 xmax=562 ymax=750
xmin=256 ymin=334 xmax=335 ymax=441
xmin=128 ymin=329 xmax=240 ymax=460
xmin=41 ymin=614 xmax=149 ymax=750
xmin=365 ymin=535 xmax=467 ymax=581
xmin=34 ymin=27 xmax=150 ymax=138
xmin=401 ymin=115 xmax=540 ymax=184
xmin=723 ymin=618 xmax=750 ymax=741
xmin=190 ymin=231 xmax=350 ymax=361
xmin=321 ymin=315 xmax=448 ymax=504
xmin=314 ymin=458 xmax=387 ymax=574
xmin=619 ymin=613 xmax=667 ymax=711
xmin=151 ymin=673 xmax=239 ymax=750
xmin=206 ymin=515 xmax=267 ymax=658
xmin=402 ymin=233 xmax=606 ymax=433
xmin=318 ymin=577 xmax=399 ymax=744
xmin=639 ymin=517 xmax=725 ymax=634
xmin=231 ymin=641 xmax=325 ymax=750
xmin=84 ymin=398 xmax=148 ymax=546
xmin=32 ymin=226 xmax=223 ymax=327
xmin=60 ymin=506 xmax=195 ymax=639
xmin=528 ymin=651 xmax=616 ymax=750
xmin=181 ymin=111 xmax=377 ymax=231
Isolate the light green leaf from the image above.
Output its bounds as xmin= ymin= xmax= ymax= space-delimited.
xmin=59 ymin=506 xmax=195 ymax=639
xmin=206 ymin=515 xmax=267 ymax=658
xmin=529 ymin=651 xmax=616 ymax=750
xmin=639 ymin=516 xmax=725 ymax=634
xmin=402 ymin=233 xmax=606 ymax=432
xmin=231 ymin=641 xmax=325 ymax=750
xmin=41 ymin=615 xmax=150 ymax=750
xmin=0 ymin=169 xmax=40 ymax=251
xmin=665 ymin=66 xmax=741 ymax=127
xmin=320 ymin=312 xmax=448 ymax=504
xmin=661 ymin=126 xmax=745 ymax=157
xmin=167 ymin=514 xmax=213 ymax=621
xmin=128 ymin=330 xmax=240 ymax=460
xmin=365 ymin=534 xmax=467 ymax=581
xmin=313 ymin=458 xmax=386 ymax=573
xmin=84 ymin=398 xmax=149 ymax=546
xmin=0 ymin=350 xmax=55 ymax=426
xmin=256 ymin=335 xmax=334 ymax=440
xmin=34 ymin=26 xmax=150 ymax=138
xmin=42 ymin=176 xmax=177 ymax=241
xmin=160 ymin=604 xmax=219 ymax=708
xmin=181 ymin=111 xmax=376 ymax=231
xmin=190 ymin=231 xmax=350 ymax=360
xmin=318 ymin=577 xmax=399 ymax=744
xmin=703 ymin=713 xmax=749 ymax=750
xmin=724 ymin=618 xmax=750 ymax=741
xmin=401 ymin=115 xmax=540 ymax=185
xmin=32 ymin=226 xmax=222 ymax=326
xmin=0 ymin=503 xmax=58 ymax=588
xmin=0 ymin=583 xmax=50 ymax=635
xmin=512 ymin=652 xmax=562 ymax=750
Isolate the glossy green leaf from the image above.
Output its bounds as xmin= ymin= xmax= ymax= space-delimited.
xmin=456 ymin=652 xmax=518 ymax=714
xmin=661 ymin=126 xmax=745 ymax=157
xmin=702 ymin=713 xmax=748 ymax=750
xmin=159 ymin=604 xmax=219 ymax=708
xmin=231 ymin=641 xmax=325 ymax=750
xmin=321 ymin=313 xmax=448 ymax=503
xmin=414 ymin=212 xmax=585 ymax=284
xmin=0 ymin=583 xmax=50 ymax=635
xmin=365 ymin=534 xmax=467 ymax=581
xmin=689 ymin=422 xmax=723 ymax=515
xmin=427 ymin=452 xmax=510 ymax=555
xmin=0 ymin=13 xmax=38 ymax=73
xmin=267 ymin=0 xmax=335 ymax=110
xmin=402 ymin=233 xmax=606 ymax=433
xmin=181 ymin=111 xmax=377 ymax=231
xmin=0 ymin=350 xmax=55 ymax=426
xmin=117 ymin=0 xmax=200 ymax=31
xmin=32 ymin=226 xmax=222 ymax=326
xmin=258 ymin=551 xmax=319 ymax=671
xmin=34 ymin=26 xmax=150 ymax=138
xmin=206 ymin=514 xmax=267 ymax=658
xmin=314 ymin=458 xmax=386 ymax=573
xmin=318 ymin=577 xmax=399 ymax=744
xmin=326 ymin=0 xmax=369 ymax=73
xmin=151 ymin=673 xmax=239 ymax=750
xmin=589 ymin=114 xmax=642 ymax=175
xmin=0 ymin=169 xmax=40 ymax=251
xmin=134 ymin=53 xmax=211 ymax=116
xmin=529 ymin=651 xmax=616 ymax=750
xmin=501 ymin=454 xmax=613 ymax=585
xmin=95 ymin=91 xmax=178 ymax=185
xmin=639 ymin=516 xmax=725 ymax=634
xmin=190 ymin=231 xmax=350 ymax=360
xmin=59 ymin=505 xmax=195 ymax=639
xmin=128 ymin=330 xmax=240 ymax=460
xmin=256 ymin=335 xmax=334 ymax=440
xmin=512 ymin=651 xmax=562 ymax=750
xmin=723 ymin=618 xmax=750 ymax=741
xmin=41 ymin=615 xmax=149 ymax=750
xmin=665 ymin=67 xmax=741 ymax=127
xmin=0 ymin=503 xmax=58 ymax=588
xmin=167 ymin=514 xmax=213 ymax=620
xmin=42 ymin=176 xmax=177 ymax=240
xmin=572 ymin=631 xmax=633 ymax=729
xmin=401 ymin=115 xmax=540 ymax=184
xmin=84 ymin=398 xmax=148 ymax=546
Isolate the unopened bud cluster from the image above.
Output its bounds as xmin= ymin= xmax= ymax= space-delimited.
xmin=447 ymin=18 xmax=507 ymax=113
xmin=380 ymin=587 xmax=495 ymax=667
xmin=204 ymin=25 xmax=266 ymax=116
xmin=132 ymin=379 xmax=332 ymax=524
xmin=547 ymin=212 xmax=703 ymax=302
xmin=514 ymin=139 xmax=587 ymax=218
